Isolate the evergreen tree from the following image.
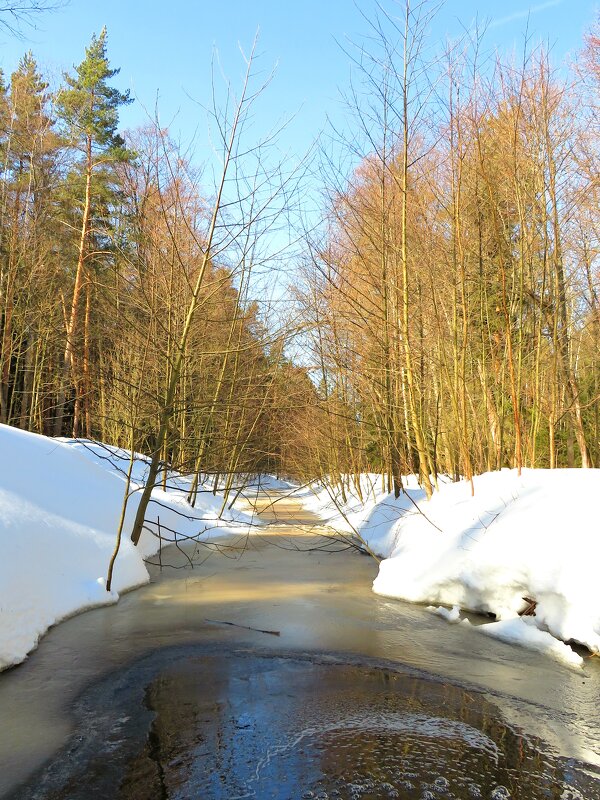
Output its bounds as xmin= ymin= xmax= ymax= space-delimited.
xmin=0 ymin=53 xmax=59 ymax=426
xmin=53 ymin=27 xmax=132 ymax=436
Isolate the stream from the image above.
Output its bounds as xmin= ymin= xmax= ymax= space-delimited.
xmin=1 ymin=494 xmax=599 ymax=799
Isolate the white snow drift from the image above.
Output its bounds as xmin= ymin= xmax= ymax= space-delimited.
xmin=0 ymin=424 xmax=253 ymax=671
xmin=303 ymin=469 xmax=600 ymax=667
xmin=2 ymin=422 xmax=598 ymax=672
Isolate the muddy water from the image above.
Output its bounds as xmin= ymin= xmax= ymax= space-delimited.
xmin=1 ymin=493 xmax=600 ymax=798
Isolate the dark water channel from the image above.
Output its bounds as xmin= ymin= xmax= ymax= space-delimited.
xmin=12 ymin=650 xmax=600 ymax=800
xmin=2 ymin=494 xmax=600 ymax=799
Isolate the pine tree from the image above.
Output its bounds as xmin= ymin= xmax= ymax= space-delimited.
xmin=0 ymin=53 xmax=59 ymax=426
xmin=53 ymin=27 xmax=132 ymax=436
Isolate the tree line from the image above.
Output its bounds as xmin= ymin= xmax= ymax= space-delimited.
xmin=294 ymin=4 xmax=599 ymax=494
xmin=1 ymin=4 xmax=598 ymax=503
xmin=0 ymin=29 xmax=314 ymax=498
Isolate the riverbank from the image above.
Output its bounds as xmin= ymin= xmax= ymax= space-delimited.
xmin=299 ymin=469 xmax=600 ymax=666
xmin=0 ymin=424 xmax=255 ymax=671
xmin=0 ymin=492 xmax=598 ymax=798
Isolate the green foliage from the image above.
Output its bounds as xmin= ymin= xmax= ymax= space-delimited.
xmin=56 ymin=27 xmax=133 ymax=160
xmin=8 ymin=53 xmax=58 ymax=177
xmin=52 ymin=29 xmax=134 ymax=276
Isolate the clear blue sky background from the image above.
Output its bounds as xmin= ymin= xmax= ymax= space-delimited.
xmin=0 ymin=0 xmax=596 ymax=164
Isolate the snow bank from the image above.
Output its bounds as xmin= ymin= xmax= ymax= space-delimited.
xmin=0 ymin=425 xmax=252 ymax=671
xmin=426 ymin=605 xmax=584 ymax=668
xmin=475 ymin=617 xmax=585 ymax=668
xmin=428 ymin=604 xmax=461 ymax=623
xmin=368 ymin=469 xmax=600 ymax=661
xmin=310 ymin=469 xmax=600 ymax=664
xmin=245 ymin=474 xmax=298 ymax=491
xmin=299 ymin=474 xmax=454 ymax=553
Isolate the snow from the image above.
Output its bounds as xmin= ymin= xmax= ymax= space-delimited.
xmin=2 ymin=422 xmax=598 ymax=673
xmin=428 ymin=604 xmax=461 ymax=623
xmin=0 ymin=424 xmax=253 ymax=671
xmin=427 ymin=607 xmax=584 ymax=667
xmin=303 ymin=469 xmax=600 ymax=666
xmin=298 ymin=473 xmax=426 ymax=553
xmin=246 ymin=475 xmax=298 ymax=491
xmin=475 ymin=616 xmax=585 ymax=668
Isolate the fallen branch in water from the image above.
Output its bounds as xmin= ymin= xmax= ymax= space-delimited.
xmin=204 ymin=618 xmax=280 ymax=636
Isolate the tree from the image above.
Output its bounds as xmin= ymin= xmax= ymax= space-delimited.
xmin=0 ymin=1 xmax=66 ymax=37
xmin=123 ymin=40 xmax=304 ymax=546
xmin=0 ymin=52 xmax=59 ymax=428
xmin=53 ymin=27 xmax=132 ymax=436
xmin=301 ymin=11 xmax=599 ymax=491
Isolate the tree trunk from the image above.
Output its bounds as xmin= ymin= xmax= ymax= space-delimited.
xmin=54 ymin=135 xmax=93 ymax=436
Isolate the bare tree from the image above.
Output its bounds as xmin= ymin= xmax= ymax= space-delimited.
xmin=126 ymin=39 xmax=303 ymax=546
xmin=0 ymin=1 xmax=66 ymax=37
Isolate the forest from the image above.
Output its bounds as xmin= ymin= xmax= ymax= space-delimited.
xmin=1 ymin=5 xmax=600 ymax=795
xmin=0 ymin=3 xmax=598 ymax=505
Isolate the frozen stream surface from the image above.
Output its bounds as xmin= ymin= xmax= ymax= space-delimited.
xmin=1 ymin=494 xmax=599 ymax=799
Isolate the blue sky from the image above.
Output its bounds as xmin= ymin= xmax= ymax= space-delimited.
xmin=0 ymin=0 xmax=596 ymax=164
xmin=0 ymin=0 xmax=595 ymax=301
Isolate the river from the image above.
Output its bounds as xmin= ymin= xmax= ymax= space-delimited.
xmin=1 ymin=493 xmax=599 ymax=798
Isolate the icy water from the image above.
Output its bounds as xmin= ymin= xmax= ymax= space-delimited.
xmin=1 ymin=494 xmax=600 ymax=799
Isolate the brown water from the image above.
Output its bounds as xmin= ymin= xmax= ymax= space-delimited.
xmin=1 ymin=493 xmax=599 ymax=798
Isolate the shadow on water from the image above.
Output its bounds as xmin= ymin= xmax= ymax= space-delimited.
xmin=10 ymin=649 xmax=600 ymax=800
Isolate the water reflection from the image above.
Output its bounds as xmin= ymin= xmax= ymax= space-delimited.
xmin=1 ymin=494 xmax=599 ymax=798
xmin=36 ymin=653 xmax=599 ymax=800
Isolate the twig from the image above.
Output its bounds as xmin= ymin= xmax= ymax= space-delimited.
xmin=204 ymin=618 xmax=280 ymax=636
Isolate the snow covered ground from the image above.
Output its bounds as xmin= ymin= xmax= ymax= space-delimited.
xmin=300 ymin=469 xmax=600 ymax=668
xmin=0 ymin=424 xmax=255 ymax=671
xmin=298 ymin=473 xmax=428 ymax=552
xmin=2 ymin=423 xmax=598 ymax=673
